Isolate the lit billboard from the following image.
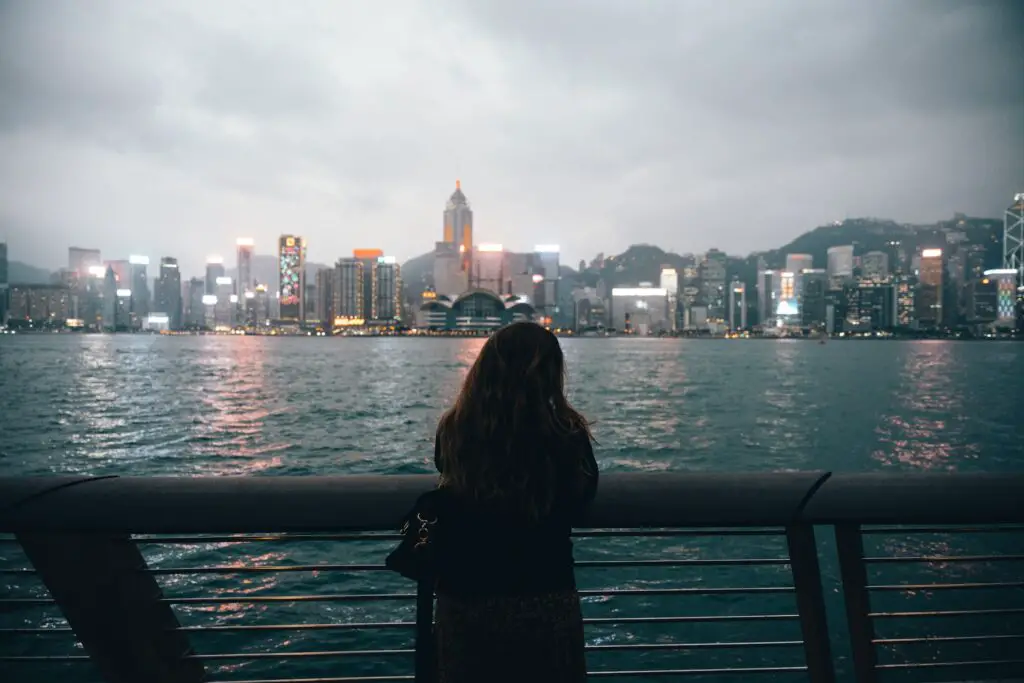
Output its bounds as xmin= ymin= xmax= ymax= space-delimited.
xmin=279 ymin=236 xmax=304 ymax=306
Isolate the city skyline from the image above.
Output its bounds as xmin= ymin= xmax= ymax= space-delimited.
xmin=1 ymin=1 xmax=1022 ymax=277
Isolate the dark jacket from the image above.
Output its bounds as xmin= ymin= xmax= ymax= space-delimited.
xmin=432 ymin=430 xmax=598 ymax=596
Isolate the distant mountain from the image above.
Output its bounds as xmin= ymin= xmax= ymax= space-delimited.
xmin=7 ymin=261 xmax=52 ymax=284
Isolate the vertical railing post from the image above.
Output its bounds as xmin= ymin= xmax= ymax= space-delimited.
xmin=835 ymin=523 xmax=879 ymax=683
xmin=16 ymin=532 xmax=206 ymax=683
xmin=786 ymin=524 xmax=836 ymax=683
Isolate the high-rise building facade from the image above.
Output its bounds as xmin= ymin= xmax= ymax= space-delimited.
xmin=315 ymin=268 xmax=334 ymax=329
xmin=785 ymin=254 xmax=813 ymax=276
xmin=334 ymin=258 xmax=365 ymax=323
xmin=155 ymin=257 xmax=182 ymax=330
xmin=534 ymin=245 xmax=560 ymax=322
xmin=186 ymin=277 xmax=206 ymax=328
xmin=279 ymin=235 xmax=306 ymax=322
xmin=827 ymin=245 xmax=855 ymax=287
xmin=68 ymin=247 xmax=102 ymax=277
xmin=800 ymin=269 xmax=828 ymax=328
xmin=757 ymin=270 xmax=777 ymax=328
xmin=129 ymin=255 xmax=150 ymax=327
xmin=916 ymin=248 xmax=944 ymax=328
xmin=845 ymin=282 xmax=895 ymax=331
xmin=0 ymin=241 xmax=7 ymax=323
xmin=660 ymin=267 xmax=679 ymax=331
xmin=861 ymin=251 xmax=890 ymax=282
xmin=473 ymin=245 xmax=505 ymax=293
xmin=728 ymin=281 xmax=747 ymax=330
xmin=984 ymin=268 xmax=1019 ymax=324
xmin=443 ymin=180 xmax=473 ymax=272
xmin=700 ymin=249 xmax=727 ymax=321
xmin=894 ymin=274 xmax=915 ymax=328
xmin=205 ymin=257 xmax=225 ymax=295
xmin=372 ymin=256 xmax=401 ymax=322
xmin=236 ymin=238 xmax=254 ymax=296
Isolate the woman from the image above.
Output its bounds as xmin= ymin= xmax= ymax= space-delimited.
xmin=433 ymin=321 xmax=598 ymax=683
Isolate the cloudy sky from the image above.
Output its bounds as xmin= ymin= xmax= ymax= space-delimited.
xmin=1 ymin=0 xmax=1021 ymax=277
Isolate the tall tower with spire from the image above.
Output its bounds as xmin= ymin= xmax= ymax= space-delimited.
xmin=443 ymin=180 xmax=473 ymax=271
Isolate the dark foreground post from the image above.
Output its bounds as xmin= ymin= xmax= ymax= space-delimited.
xmin=16 ymin=532 xmax=205 ymax=683
xmin=786 ymin=524 xmax=836 ymax=683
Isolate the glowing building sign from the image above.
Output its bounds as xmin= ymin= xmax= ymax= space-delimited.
xmin=985 ymin=269 xmax=1017 ymax=320
xmin=279 ymin=235 xmax=304 ymax=307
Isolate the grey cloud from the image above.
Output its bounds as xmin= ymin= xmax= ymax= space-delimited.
xmin=0 ymin=0 xmax=1021 ymax=277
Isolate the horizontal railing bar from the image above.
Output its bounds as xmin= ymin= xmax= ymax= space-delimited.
xmin=861 ymin=525 xmax=1024 ymax=534
xmin=870 ymin=608 xmax=1024 ymax=618
xmin=147 ymin=564 xmax=401 ymax=574
xmin=164 ymin=594 xmax=414 ymax=604
xmin=0 ymin=655 xmax=90 ymax=662
xmin=186 ymin=649 xmax=413 ymax=660
xmin=0 ymin=598 xmax=55 ymax=605
xmin=579 ymin=587 xmax=794 ymax=596
xmin=176 ymin=622 xmax=416 ymax=632
xmin=876 ymin=659 xmax=1024 ymax=670
xmin=577 ymin=558 xmax=790 ymax=567
xmin=574 ymin=529 xmax=785 ymax=537
xmin=864 ymin=554 xmax=1024 ymax=563
xmin=874 ymin=634 xmax=1024 ymax=645
xmin=585 ymin=614 xmax=799 ymax=625
xmin=589 ymin=665 xmax=809 ymax=677
xmin=587 ymin=640 xmax=805 ymax=651
xmin=205 ymin=677 xmax=413 ymax=683
xmin=135 ymin=534 xmax=403 ymax=544
xmin=868 ymin=581 xmax=1024 ymax=591
xmin=0 ymin=568 xmax=35 ymax=574
xmin=0 ymin=627 xmax=72 ymax=634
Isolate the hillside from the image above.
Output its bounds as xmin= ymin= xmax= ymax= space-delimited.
xmin=8 ymin=261 xmax=52 ymax=284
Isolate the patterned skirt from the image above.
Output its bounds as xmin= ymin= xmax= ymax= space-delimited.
xmin=434 ymin=590 xmax=587 ymax=683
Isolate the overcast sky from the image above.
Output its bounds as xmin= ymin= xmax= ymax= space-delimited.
xmin=1 ymin=0 xmax=1022 ymax=276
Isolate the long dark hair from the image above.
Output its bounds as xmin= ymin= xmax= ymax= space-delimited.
xmin=437 ymin=322 xmax=592 ymax=517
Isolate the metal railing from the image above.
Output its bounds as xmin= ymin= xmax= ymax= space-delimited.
xmin=1 ymin=472 xmax=1022 ymax=682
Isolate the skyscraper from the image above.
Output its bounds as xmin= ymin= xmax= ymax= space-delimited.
xmin=785 ymin=254 xmax=813 ymax=275
xmin=700 ymin=249 xmax=727 ymax=321
xmin=534 ymin=245 xmax=560 ymax=322
xmin=434 ymin=242 xmax=468 ymax=298
xmin=473 ymin=244 xmax=505 ymax=292
xmin=278 ymin=235 xmax=305 ymax=322
xmin=129 ymin=255 xmax=150 ymax=327
xmin=916 ymin=248 xmax=944 ymax=328
xmin=205 ymin=257 xmax=225 ymax=295
xmin=861 ymin=251 xmax=890 ymax=282
xmin=315 ymin=267 xmax=334 ymax=330
xmin=0 ymin=241 xmax=7 ymax=324
xmin=236 ymin=238 xmax=255 ymax=295
xmin=372 ymin=256 xmax=401 ymax=322
xmin=186 ymin=277 xmax=206 ymax=329
xmin=728 ymin=281 xmax=747 ymax=330
xmin=800 ymin=269 xmax=829 ymax=328
xmin=660 ymin=267 xmax=679 ymax=331
xmin=827 ymin=246 xmax=855 ymax=287
xmin=68 ymin=247 xmax=102 ymax=277
xmin=333 ymin=257 xmax=365 ymax=323
xmin=155 ymin=257 xmax=182 ymax=330
xmin=443 ymin=180 xmax=473 ymax=271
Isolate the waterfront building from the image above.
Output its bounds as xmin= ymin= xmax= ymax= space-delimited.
xmin=213 ymin=277 xmax=235 ymax=329
xmin=5 ymin=284 xmax=72 ymax=326
xmin=433 ymin=242 xmax=467 ymax=299
xmin=129 ymin=255 xmax=150 ymax=328
xmin=354 ymin=249 xmax=383 ymax=320
xmin=372 ymin=256 xmax=401 ymax=322
xmin=966 ymin=276 xmax=998 ymax=323
xmin=236 ymin=238 xmax=254 ymax=296
xmin=418 ymin=290 xmax=535 ymax=331
xmin=827 ymin=245 xmax=854 ymax=287
xmin=728 ymin=281 xmax=746 ymax=330
xmin=777 ymin=271 xmax=799 ymax=324
xmin=844 ymin=282 xmax=895 ymax=332
xmin=107 ymin=259 xmax=130 ymax=288
xmin=315 ymin=267 xmax=333 ymax=330
xmin=333 ymin=258 xmax=365 ymax=325
xmin=278 ymin=235 xmax=305 ymax=323
xmin=800 ymin=269 xmax=828 ymax=328
xmin=785 ymin=254 xmax=813 ymax=281
xmin=894 ymin=274 xmax=915 ymax=328
xmin=534 ymin=245 xmax=560 ymax=324
xmin=505 ymin=251 xmax=534 ymax=300
xmin=984 ymin=269 xmax=1019 ymax=325
xmin=115 ymin=287 xmax=132 ymax=330
xmin=610 ymin=286 xmax=670 ymax=335
xmin=860 ymin=251 xmax=890 ymax=282
xmin=757 ymin=269 xmax=778 ymax=328
xmin=660 ymin=267 xmax=679 ymax=331
xmin=473 ymin=244 xmax=505 ymax=293
xmin=154 ymin=257 xmax=182 ymax=330
xmin=205 ymin=257 xmax=225 ymax=296
xmin=442 ymin=180 xmax=473 ymax=273
xmin=699 ymin=249 xmax=727 ymax=321
xmin=915 ymin=248 xmax=944 ymax=328
xmin=68 ymin=247 xmax=101 ymax=278
xmin=102 ymin=267 xmax=117 ymax=330
xmin=185 ymin=277 xmax=205 ymax=329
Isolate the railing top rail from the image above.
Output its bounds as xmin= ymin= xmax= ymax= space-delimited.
xmin=1 ymin=472 xmax=1022 ymax=533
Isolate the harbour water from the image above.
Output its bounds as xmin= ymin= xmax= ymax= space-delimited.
xmin=1 ymin=336 xmax=1022 ymax=681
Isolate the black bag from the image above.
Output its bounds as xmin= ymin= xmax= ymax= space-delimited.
xmin=385 ymin=491 xmax=443 ymax=683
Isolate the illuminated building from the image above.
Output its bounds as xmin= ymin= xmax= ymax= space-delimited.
xmin=785 ymin=254 xmax=813 ymax=289
xmin=827 ymin=245 xmax=854 ymax=287
xmin=185 ymin=278 xmax=205 ymax=329
xmin=700 ymin=249 xmax=727 ymax=320
xmin=967 ymin=276 xmax=998 ymax=322
xmin=236 ymin=238 xmax=254 ymax=296
xmin=129 ymin=255 xmax=150 ymax=327
xmin=984 ymin=269 xmax=1018 ymax=324
xmin=154 ymin=257 xmax=182 ymax=330
xmin=213 ymin=277 xmax=235 ymax=328
xmin=353 ymin=249 xmax=383 ymax=320
xmin=433 ymin=242 xmax=466 ymax=299
xmin=68 ymin=248 xmax=102 ymax=281
xmin=5 ymin=285 xmax=72 ymax=326
xmin=777 ymin=271 xmax=799 ymax=323
xmin=505 ymin=252 xmax=533 ymax=299
xmin=248 ymin=284 xmax=270 ymax=328
xmin=418 ymin=291 xmax=536 ymax=331
xmin=860 ymin=251 xmax=890 ymax=282
xmin=442 ymin=180 xmax=473 ymax=271
xmin=115 ymin=287 xmax=132 ymax=330
xmin=915 ymin=248 xmax=944 ymax=328
xmin=894 ymin=274 xmax=915 ymax=328
xmin=534 ymin=245 xmax=560 ymax=321
xmin=205 ymin=256 xmax=225 ymax=296
xmin=107 ymin=259 xmax=130 ymax=287
xmin=1004 ymin=193 xmax=1023 ymax=287
xmin=660 ymin=267 xmax=679 ymax=330
xmin=278 ymin=235 xmax=306 ymax=322
xmin=372 ymin=256 xmax=401 ymax=322
xmin=844 ymin=282 xmax=895 ymax=331
xmin=800 ymin=269 xmax=828 ymax=328
xmin=728 ymin=281 xmax=746 ymax=330
xmin=333 ymin=258 xmax=365 ymax=324
xmin=610 ymin=286 xmax=670 ymax=335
